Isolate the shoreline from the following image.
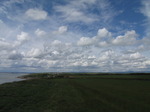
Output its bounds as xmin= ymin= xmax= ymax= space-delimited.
xmin=0 ymin=73 xmax=27 ymax=85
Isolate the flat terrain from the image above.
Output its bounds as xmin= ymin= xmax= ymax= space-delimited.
xmin=0 ymin=73 xmax=150 ymax=112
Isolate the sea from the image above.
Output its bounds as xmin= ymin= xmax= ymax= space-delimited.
xmin=0 ymin=72 xmax=28 ymax=84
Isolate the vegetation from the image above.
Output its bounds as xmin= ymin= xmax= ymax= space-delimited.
xmin=0 ymin=73 xmax=150 ymax=112
xmin=20 ymin=72 xmax=150 ymax=80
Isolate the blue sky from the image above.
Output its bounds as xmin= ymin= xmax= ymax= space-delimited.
xmin=0 ymin=0 xmax=150 ymax=72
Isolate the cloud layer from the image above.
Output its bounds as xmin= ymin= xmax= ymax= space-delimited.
xmin=0 ymin=0 xmax=150 ymax=72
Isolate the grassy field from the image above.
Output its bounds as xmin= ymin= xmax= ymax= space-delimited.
xmin=0 ymin=73 xmax=150 ymax=112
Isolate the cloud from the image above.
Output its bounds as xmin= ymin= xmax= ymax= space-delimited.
xmin=141 ymin=0 xmax=150 ymax=18
xmin=0 ymin=0 xmax=150 ymax=72
xmin=51 ymin=40 xmax=62 ymax=45
xmin=26 ymin=48 xmax=42 ymax=58
xmin=25 ymin=9 xmax=48 ymax=20
xmin=77 ymin=28 xmax=112 ymax=47
xmin=53 ymin=26 xmax=68 ymax=34
xmin=54 ymin=0 xmax=98 ymax=23
xmin=0 ymin=0 xmax=24 ymax=15
xmin=58 ymin=26 xmax=68 ymax=34
xmin=0 ymin=38 xmax=13 ymax=51
xmin=77 ymin=37 xmax=95 ymax=46
xmin=78 ymin=28 xmax=139 ymax=47
xmin=35 ymin=29 xmax=46 ymax=37
xmin=0 ymin=20 xmax=13 ymax=38
xmin=97 ymin=28 xmax=112 ymax=39
xmin=141 ymin=0 xmax=150 ymax=37
xmin=8 ymin=51 xmax=23 ymax=60
xmin=130 ymin=52 xmax=143 ymax=59
xmin=117 ymin=52 xmax=147 ymax=70
xmin=112 ymin=30 xmax=138 ymax=45
xmin=17 ymin=32 xmax=29 ymax=42
xmin=1 ymin=35 xmax=150 ymax=72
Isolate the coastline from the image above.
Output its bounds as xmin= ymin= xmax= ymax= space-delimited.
xmin=0 ymin=73 xmax=27 ymax=85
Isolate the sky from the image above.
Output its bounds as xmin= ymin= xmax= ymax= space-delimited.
xmin=0 ymin=0 xmax=150 ymax=72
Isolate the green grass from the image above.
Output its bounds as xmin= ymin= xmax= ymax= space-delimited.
xmin=21 ymin=72 xmax=150 ymax=80
xmin=0 ymin=73 xmax=150 ymax=112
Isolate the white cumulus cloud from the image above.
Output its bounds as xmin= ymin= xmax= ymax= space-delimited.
xmin=17 ymin=32 xmax=29 ymax=42
xmin=35 ymin=29 xmax=46 ymax=37
xmin=25 ymin=9 xmax=48 ymax=20
xmin=53 ymin=26 xmax=68 ymax=34
xmin=97 ymin=28 xmax=112 ymax=39
xmin=26 ymin=48 xmax=42 ymax=58
xmin=112 ymin=30 xmax=138 ymax=45
xmin=77 ymin=28 xmax=112 ymax=47
xmin=78 ymin=28 xmax=139 ymax=47
xmin=77 ymin=37 xmax=95 ymax=46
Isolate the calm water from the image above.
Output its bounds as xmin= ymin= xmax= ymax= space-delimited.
xmin=0 ymin=73 xmax=27 ymax=84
